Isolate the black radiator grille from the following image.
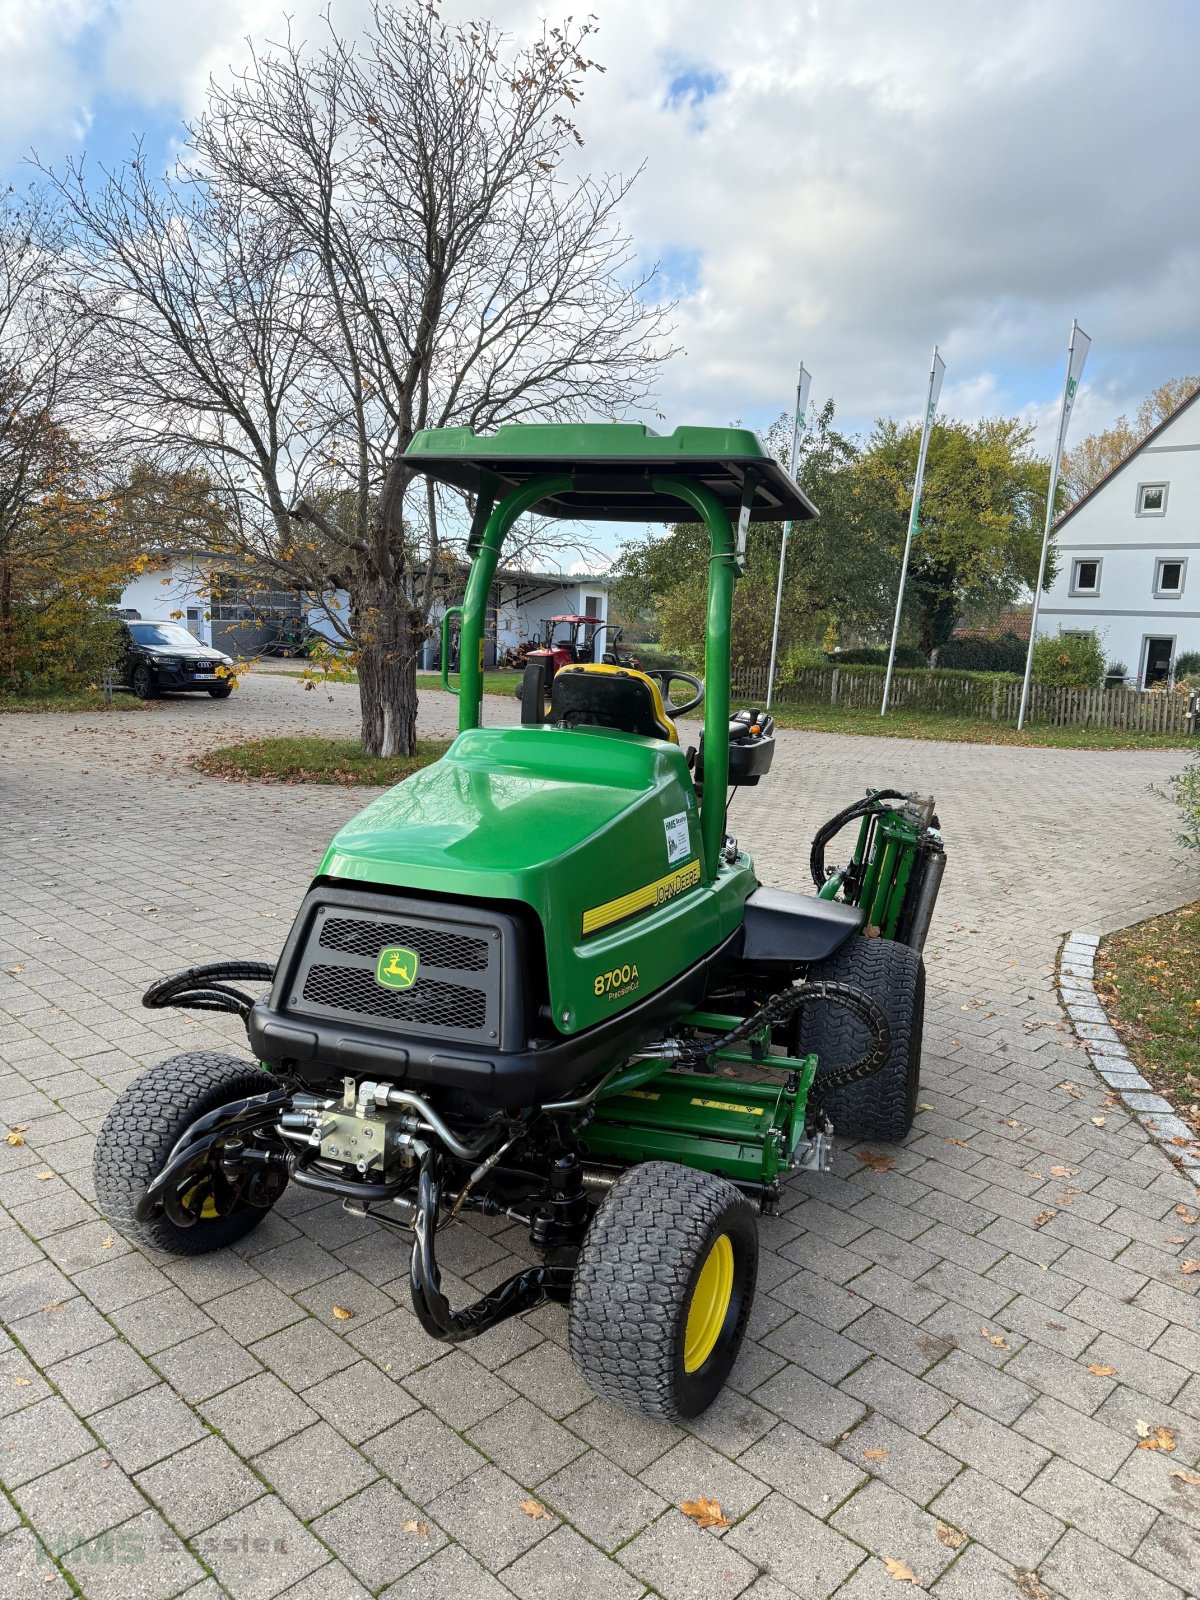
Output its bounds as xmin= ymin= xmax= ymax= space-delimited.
xmin=319 ymin=916 xmax=488 ymax=971
xmin=284 ymin=897 xmax=508 ymax=1046
xmin=302 ymin=963 xmax=487 ymax=1030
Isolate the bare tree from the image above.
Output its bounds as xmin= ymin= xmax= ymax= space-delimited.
xmin=44 ymin=7 xmax=672 ymax=753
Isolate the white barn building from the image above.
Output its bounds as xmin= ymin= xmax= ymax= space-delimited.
xmin=1038 ymin=389 xmax=1200 ymax=685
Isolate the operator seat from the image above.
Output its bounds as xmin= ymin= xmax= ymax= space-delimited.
xmin=550 ymin=664 xmax=678 ymax=744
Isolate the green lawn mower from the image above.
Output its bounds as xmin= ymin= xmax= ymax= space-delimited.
xmin=94 ymin=424 xmax=946 ymax=1421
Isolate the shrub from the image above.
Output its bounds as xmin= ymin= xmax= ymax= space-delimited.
xmin=1161 ymin=761 xmax=1200 ymax=856
xmin=3 ymin=598 xmax=124 ymax=695
xmin=830 ymin=644 xmax=926 ymax=668
xmin=937 ymin=632 xmax=1027 ymax=673
xmin=1175 ymin=650 xmax=1200 ymax=676
xmin=1104 ymin=659 xmax=1129 ymax=687
xmin=1030 ymin=631 xmax=1106 ymax=690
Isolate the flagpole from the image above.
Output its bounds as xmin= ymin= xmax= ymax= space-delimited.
xmin=881 ymin=347 xmax=945 ymax=717
xmin=1017 ymin=319 xmax=1091 ymax=731
xmin=766 ymin=364 xmax=811 ymax=710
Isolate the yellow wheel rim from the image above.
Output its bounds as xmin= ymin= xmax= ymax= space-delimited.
xmin=684 ymin=1233 xmax=735 ymax=1373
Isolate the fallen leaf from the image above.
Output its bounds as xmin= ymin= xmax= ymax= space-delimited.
xmin=935 ymin=1521 xmax=967 ymax=1550
xmin=1135 ymin=1420 xmax=1177 ymax=1452
xmin=518 ymin=1499 xmax=554 ymax=1521
xmin=12 ymin=1377 xmax=31 ymax=1387
xmin=1056 ymin=1081 xmax=1082 ymax=1098
xmin=980 ymin=1325 xmax=1011 ymax=1350
xmin=4 ymin=964 xmax=25 ymax=976
xmin=855 ymin=1149 xmax=894 ymax=1173
xmin=401 ymin=1518 xmax=430 ymax=1538
xmin=42 ymin=1301 xmax=68 ymax=1313
xmin=101 ymin=1236 xmax=114 ymax=1250
xmin=945 ymin=1137 xmax=973 ymax=1149
xmin=1032 ymin=1211 xmax=1054 ymax=1228
xmin=863 ymin=1447 xmax=890 ymax=1461
xmin=1175 ymin=1205 xmax=1199 ymax=1224
xmin=1090 ymin=1117 xmax=1106 ymax=1127
xmin=1167 ymin=1236 xmax=1187 ymax=1245
xmin=1049 ymin=1164 xmax=1077 ymax=1178
xmin=1012 ymin=1572 xmax=1054 ymax=1600
xmin=918 ymin=1102 xmax=935 ymax=1112
xmin=1087 ymin=1363 xmax=1117 ymax=1377
xmin=35 ymin=1171 xmax=53 ymax=1181
xmin=4 ymin=1132 xmax=24 ymax=1146
xmin=1182 ymin=1261 xmax=1200 ymax=1275
xmin=1169 ymin=1468 xmax=1200 ymax=1486
xmin=882 ymin=1555 xmax=923 ymax=1587
xmin=331 ymin=1304 xmax=354 ymax=1320
xmin=680 ymin=1496 xmax=730 ymax=1530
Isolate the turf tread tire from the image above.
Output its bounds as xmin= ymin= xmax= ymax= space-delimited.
xmin=93 ymin=1051 xmax=277 ymax=1256
xmin=568 ymin=1160 xmax=757 ymax=1421
xmin=799 ymin=936 xmax=924 ymax=1142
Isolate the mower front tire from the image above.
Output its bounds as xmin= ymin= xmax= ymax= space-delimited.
xmin=568 ymin=1161 xmax=757 ymax=1421
xmin=799 ymin=935 xmax=925 ymax=1143
xmin=93 ymin=1052 xmax=279 ymax=1256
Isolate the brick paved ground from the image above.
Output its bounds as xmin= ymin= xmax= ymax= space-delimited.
xmin=2 ymin=673 xmax=1199 ymax=1599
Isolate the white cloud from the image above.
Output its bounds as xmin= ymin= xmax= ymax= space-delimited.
xmin=6 ymin=0 xmax=1199 ymax=458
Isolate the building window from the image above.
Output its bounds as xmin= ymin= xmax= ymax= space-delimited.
xmin=1069 ymin=558 xmax=1101 ymax=596
xmin=1136 ymin=482 xmax=1168 ymax=516
xmin=1154 ymin=557 xmax=1187 ymax=598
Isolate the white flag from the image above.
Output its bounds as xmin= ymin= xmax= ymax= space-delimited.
xmin=1054 ymin=322 xmax=1091 ymax=465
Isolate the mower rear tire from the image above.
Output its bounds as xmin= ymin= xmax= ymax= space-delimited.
xmin=568 ymin=1160 xmax=757 ymax=1421
xmin=800 ymin=936 xmax=925 ymax=1143
xmin=93 ymin=1052 xmax=279 ymax=1256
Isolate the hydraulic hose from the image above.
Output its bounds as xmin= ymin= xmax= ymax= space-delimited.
xmin=809 ymin=791 xmax=908 ymax=891
xmin=142 ymin=962 xmax=276 ymax=1023
xmin=678 ymin=979 xmax=893 ymax=1097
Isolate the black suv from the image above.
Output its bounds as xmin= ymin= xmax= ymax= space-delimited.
xmin=117 ymin=621 xmax=235 ymax=700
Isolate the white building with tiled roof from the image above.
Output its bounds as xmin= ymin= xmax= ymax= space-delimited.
xmin=1038 ymin=390 xmax=1200 ymax=685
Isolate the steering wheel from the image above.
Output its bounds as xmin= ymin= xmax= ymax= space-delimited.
xmin=645 ymin=669 xmax=705 ymax=718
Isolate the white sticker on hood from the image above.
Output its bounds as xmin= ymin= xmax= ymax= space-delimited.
xmin=664 ymin=811 xmax=691 ymax=865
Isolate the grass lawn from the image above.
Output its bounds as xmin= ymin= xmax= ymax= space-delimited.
xmin=194 ymin=735 xmax=451 ymax=786
xmin=0 ymin=688 xmax=146 ymax=714
xmin=416 ymin=671 xmax=518 ymax=697
xmin=1095 ymin=902 xmax=1200 ymax=1122
xmin=755 ymin=701 xmax=1196 ymax=751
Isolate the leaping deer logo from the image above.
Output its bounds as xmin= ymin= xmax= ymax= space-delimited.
xmin=376 ymin=945 xmax=419 ymax=990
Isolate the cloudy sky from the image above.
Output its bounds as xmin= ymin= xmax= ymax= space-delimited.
xmin=4 ymin=0 xmax=1200 ymax=453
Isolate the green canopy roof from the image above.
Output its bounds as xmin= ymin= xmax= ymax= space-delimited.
xmin=403 ymin=422 xmax=818 ymax=524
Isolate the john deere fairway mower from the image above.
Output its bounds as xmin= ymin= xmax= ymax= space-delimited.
xmin=94 ymin=424 xmax=946 ymax=1421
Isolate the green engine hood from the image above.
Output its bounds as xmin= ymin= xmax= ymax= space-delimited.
xmin=318 ymin=725 xmax=754 ymax=1033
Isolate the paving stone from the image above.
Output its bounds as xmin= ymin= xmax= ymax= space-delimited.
xmin=928 ymin=1541 xmax=1044 ymax=1599
xmin=618 ymin=1511 xmax=755 ymax=1600
xmin=930 ymin=1466 xmax=1063 ymax=1567
xmin=1015 ymin=1393 xmax=1134 ymax=1479
xmin=565 ymin=1398 xmax=683 ymax=1472
xmin=9 ymin=1294 xmax=115 ymax=1368
xmin=1026 ymin=1454 xmax=1158 ymax=1556
xmin=842 ymin=1356 xmax=954 ymax=1434
xmin=497 ymin=1340 xmax=592 ymax=1420
xmin=752 ymin=1360 xmax=868 ymax=1443
xmin=639 ymin=1432 xmax=769 ymax=1521
xmin=91 ymin=1383 xmax=210 ymax=1473
xmin=830 ymin=1478 xmax=960 ymax=1589
xmin=48 ymin=1337 xmax=159 ymax=1416
xmin=364 ymin=1405 xmax=487 ymax=1499
xmin=426 ymin=1462 xmax=556 ymax=1571
xmin=255 ymin=1420 xmax=376 ymax=1519
xmin=737 ymin=1419 xmax=865 ymax=1515
xmin=108 ymin=1287 xmax=216 ymax=1355
xmin=1041 ymin=1527 xmax=1185 ymax=1600
xmin=199 ymin=1371 xmax=320 ymax=1456
xmin=72 ymin=1253 xmax=172 ymax=1314
xmin=0 ymin=1393 xmax=95 ymax=1488
xmin=404 ymin=1347 xmax=517 ymax=1430
xmin=1113 ymin=1447 xmax=1200 ymax=1534
xmin=1001 ymin=1339 xmax=1116 ymax=1416
xmin=1134 ymin=1514 xmax=1200 ymax=1593
xmin=14 ymin=1448 xmax=148 ymax=1544
xmin=466 ymin=1395 xmax=587 ymax=1485
xmin=926 ymin=1348 xmax=1035 ymax=1424
xmin=836 ymin=1414 xmax=962 ymax=1505
xmin=136 ymin=1434 xmax=265 ymax=1537
xmin=928 ymin=1404 xmax=1051 ymax=1493
xmin=207 ymin=1280 xmax=307 ymax=1345
xmin=62 ymin=1506 xmax=205 ymax=1600
xmin=539 ymin=1448 xmax=666 ymax=1552
xmin=382 ymin=1542 xmax=509 ymax=1599
xmin=725 ymin=1491 xmax=865 ymax=1597
xmin=299 ymin=1357 xmax=419 ymax=1446
xmin=153 ymin=1328 xmax=263 ymax=1403
xmin=197 ymin=1495 xmax=329 ymax=1600
xmin=294 ymin=1270 xmax=393 ymax=1329
xmin=837 ymin=1305 xmax=948 ymax=1377
xmin=251 ymin=1316 xmax=357 ymax=1388
xmin=278 ymin=1562 xmax=372 ymax=1600
xmin=509 ymin=1522 xmax=649 ymax=1600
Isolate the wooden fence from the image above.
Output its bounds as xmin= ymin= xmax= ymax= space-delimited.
xmin=731 ymin=664 xmax=1199 ymax=735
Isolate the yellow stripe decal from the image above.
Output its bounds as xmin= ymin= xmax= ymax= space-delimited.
xmin=689 ymin=1098 xmax=765 ymax=1116
xmin=582 ymin=859 xmax=702 ymax=937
